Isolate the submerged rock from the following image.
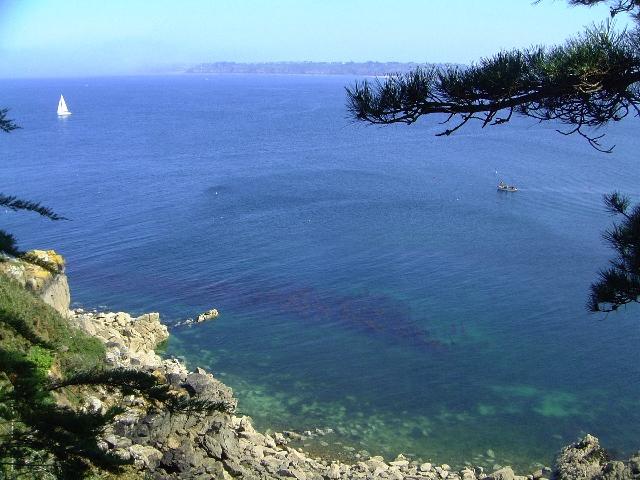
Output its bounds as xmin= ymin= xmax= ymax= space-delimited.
xmin=174 ymin=308 xmax=220 ymax=327
xmin=197 ymin=308 xmax=219 ymax=322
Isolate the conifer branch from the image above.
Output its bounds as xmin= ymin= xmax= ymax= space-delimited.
xmin=0 ymin=195 xmax=67 ymax=221
xmin=346 ymin=24 xmax=640 ymax=150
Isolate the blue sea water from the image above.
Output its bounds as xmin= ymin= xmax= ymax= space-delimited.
xmin=1 ymin=75 xmax=639 ymax=470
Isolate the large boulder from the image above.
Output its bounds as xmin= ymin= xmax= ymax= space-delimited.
xmin=554 ymin=435 xmax=640 ymax=480
xmin=555 ymin=435 xmax=609 ymax=480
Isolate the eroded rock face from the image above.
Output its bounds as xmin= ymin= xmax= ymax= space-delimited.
xmin=0 ymin=250 xmax=71 ymax=316
xmin=70 ymin=310 xmax=169 ymax=369
xmin=39 ymin=274 xmax=71 ymax=316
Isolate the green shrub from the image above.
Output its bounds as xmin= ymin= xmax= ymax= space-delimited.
xmin=26 ymin=345 xmax=54 ymax=375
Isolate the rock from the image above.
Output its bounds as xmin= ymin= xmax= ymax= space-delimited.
xmin=278 ymin=467 xmax=307 ymax=479
xmin=223 ymin=458 xmax=247 ymax=477
xmin=85 ymin=396 xmax=104 ymax=414
xmin=486 ymin=466 xmax=515 ymax=480
xmin=326 ymin=463 xmax=341 ymax=479
xmin=366 ymin=456 xmax=388 ymax=472
xmin=129 ymin=444 xmax=162 ymax=469
xmin=554 ymin=435 xmax=609 ymax=480
xmin=103 ymin=433 xmax=133 ymax=450
xmin=0 ymin=250 xmax=71 ymax=316
xmin=264 ymin=434 xmax=277 ymax=449
xmin=460 ymin=467 xmax=476 ymax=480
xmin=202 ymin=435 xmax=222 ymax=460
xmin=274 ymin=432 xmax=288 ymax=445
xmin=421 ymin=462 xmax=433 ymax=472
xmin=600 ymin=459 xmax=637 ymax=480
xmin=22 ymin=249 xmax=65 ymax=274
xmin=40 ymin=273 xmax=71 ymax=316
xmin=261 ymin=455 xmax=283 ymax=472
xmin=196 ymin=308 xmax=219 ymax=323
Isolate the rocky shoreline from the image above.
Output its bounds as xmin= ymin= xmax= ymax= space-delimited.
xmin=3 ymin=251 xmax=640 ymax=479
xmin=66 ymin=308 xmax=528 ymax=480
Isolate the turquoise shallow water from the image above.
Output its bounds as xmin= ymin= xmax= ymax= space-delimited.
xmin=1 ymin=75 xmax=639 ymax=470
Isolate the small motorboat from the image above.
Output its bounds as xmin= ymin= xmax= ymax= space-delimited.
xmin=497 ymin=181 xmax=518 ymax=192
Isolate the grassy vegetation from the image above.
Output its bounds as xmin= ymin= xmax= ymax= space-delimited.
xmin=0 ymin=273 xmax=131 ymax=479
xmin=0 ymin=274 xmax=106 ymax=374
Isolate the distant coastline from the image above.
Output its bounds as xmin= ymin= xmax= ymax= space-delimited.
xmin=185 ymin=61 xmax=459 ymax=76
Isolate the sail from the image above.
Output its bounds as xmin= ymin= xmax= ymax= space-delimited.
xmin=57 ymin=95 xmax=71 ymax=116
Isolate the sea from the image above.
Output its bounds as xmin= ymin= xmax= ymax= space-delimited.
xmin=1 ymin=74 xmax=639 ymax=470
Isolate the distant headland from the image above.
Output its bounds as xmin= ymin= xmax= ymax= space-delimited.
xmin=185 ymin=61 xmax=459 ymax=76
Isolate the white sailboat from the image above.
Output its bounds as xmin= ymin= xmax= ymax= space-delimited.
xmin=57 ymin=95 xmax=71 ymax=116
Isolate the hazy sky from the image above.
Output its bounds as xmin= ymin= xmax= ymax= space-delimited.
xmin=0 ymin=0 xmax=629 ymax=77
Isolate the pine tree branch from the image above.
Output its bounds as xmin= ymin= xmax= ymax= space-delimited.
xmin=346 ymin=24 xmax=640 ymax=150
xmin=589 ymin=193 xmax=640 ymax=312
xmin=0 ymin=230 xmax=21 ymax=257
xmin=0 ymin=195 xmax=66 ymax=221
xmin=566 ymin=0 xmax=640 ymax=19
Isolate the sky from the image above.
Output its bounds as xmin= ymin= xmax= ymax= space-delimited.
xmin=0 ymin=0 xmax=631 ymax=77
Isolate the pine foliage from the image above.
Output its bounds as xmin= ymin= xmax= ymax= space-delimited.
xmin=566 ymin=0 xmax=640 ymax=19
xmin=0 ymin=194 xmax=67 ymax=221
xmin=346 ymin=23 xmax=640 ymax=151
xmin=588 ymin=192 xmax=640 ymax=311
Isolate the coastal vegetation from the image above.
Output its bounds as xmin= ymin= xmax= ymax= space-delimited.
xmin=346 ymin=0 xmax=640 ymax=313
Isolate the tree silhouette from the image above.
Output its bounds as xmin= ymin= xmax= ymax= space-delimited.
xmin=588 ymin=192 xmax=640 ymax=311
xmin=346 ymin=0 xmax=640 ymax=313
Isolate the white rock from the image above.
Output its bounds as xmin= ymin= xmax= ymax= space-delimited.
xmin=421 ymin=462 xmax=433 ymax=472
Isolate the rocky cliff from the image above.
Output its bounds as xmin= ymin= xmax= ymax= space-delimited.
xmin=0 ymin=249 xmax=71 ymax=316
